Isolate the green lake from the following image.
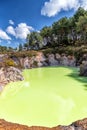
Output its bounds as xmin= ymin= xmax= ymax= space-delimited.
xmin=0 ymin=67 xmax=87 ymax=127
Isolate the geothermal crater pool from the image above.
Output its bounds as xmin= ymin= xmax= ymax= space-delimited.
xmin=0 ymin=67 xmax=87 ymax=127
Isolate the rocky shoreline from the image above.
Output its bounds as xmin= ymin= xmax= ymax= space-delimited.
xmin=0 ymin=52 xmax=76 ymax=90
xmin=0 ymin=52 xmax=87 ymax=90
xmin=0 ymin=66 xmax=24 ymax=91
xmin=0 ymin=118 xmax=87 ymax=130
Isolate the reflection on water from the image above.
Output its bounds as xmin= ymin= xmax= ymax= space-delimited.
xmin=52 ymin=94 xmax=75 ymax=123
xmin=0 ymin=67 xmax=87 ymax=127
xmin=1 ymin=81 xmax=30 ymax=98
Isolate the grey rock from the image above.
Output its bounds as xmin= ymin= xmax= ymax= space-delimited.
xmin=80 ymin=61 xmax=87 ymax=76
xmin=48 ymin=54 xmax=58 ymax=66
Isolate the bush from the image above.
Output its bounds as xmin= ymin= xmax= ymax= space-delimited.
xmin=4 ymin=58 xmax=16 ymax=67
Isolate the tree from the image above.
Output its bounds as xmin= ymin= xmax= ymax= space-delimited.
xmin=23 ymin=43 xmax=29 ymax=50
xmin=40 ymin=26 xmax=52 ymax=37
xmin=19 ymin=43 xmax=23 ymax=51
xmin=52 ymin=17 xmax=69 ymax=46
xmin=23 ymin=7 xmax=87 ymax=49
xmin=27 ymin=32 xmax=43 ymax=50
xmin=40 ymin=26 xmax=52 ymax=47
xmin=76 ymin=15 xmax=87 ymax=44
xmin=74 ymin=7 xmax=87 ymax=22
xmin=0 ymin=45 xmax=8 ymax=52
xmin=67 ymin=7 xmax=87 ymax=45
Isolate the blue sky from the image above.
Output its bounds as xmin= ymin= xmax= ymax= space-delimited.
xmin=0 ymin=0 xmax=87 ymax=48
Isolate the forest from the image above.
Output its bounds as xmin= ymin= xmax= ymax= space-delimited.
xmin=0 ymin=7 xmax=87 ymax=57
xmin=22 ymin=7 xmax=87 ymax=50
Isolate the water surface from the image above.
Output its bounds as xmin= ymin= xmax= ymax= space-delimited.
xmin=0 ymin=67 xmax=87 ymax=127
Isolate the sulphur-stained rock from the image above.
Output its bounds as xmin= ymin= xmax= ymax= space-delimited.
xmin=0 ymin=68 xmax=5 ymax=81
xmin=6 ymin=67 xmax=24 ymax=81
xmin=24 ymin=57 xmax=30 ymax=69
xmin=0 ymin=67 xmax=24 ymax=89
xmin=71 ymin=118 xmax=87 ymax=129
xmin=0 ymin=118 xmax=87 ymax=130
xmin=0 ymin=119 xmax=30 ymax=130
xmin=35 ymin=52 xmax=47 ymax=67
xmin=19 ymin=57 xmax=24 ymax=68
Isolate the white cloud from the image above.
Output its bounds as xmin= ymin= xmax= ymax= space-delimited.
xmin=15 ymin=23 xmax=33 ymax=39
xmin=80 ymin=0 xmax=87 ymax=10
xmin=41 ymin=0 xmax=87 ymax=17
xmin=0 ymin=29 xmax=11 ymax=40
xmin=6 ymin=23 xmax=34 ymax=40
xmin=6 ymin=26 xmax=16 ymax=36
xmin=9 ymin=20 xmax=14 ymax=25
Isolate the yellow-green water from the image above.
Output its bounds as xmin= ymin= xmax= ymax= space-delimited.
xmin=0 ymin=67 xmax=87 ymax=127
